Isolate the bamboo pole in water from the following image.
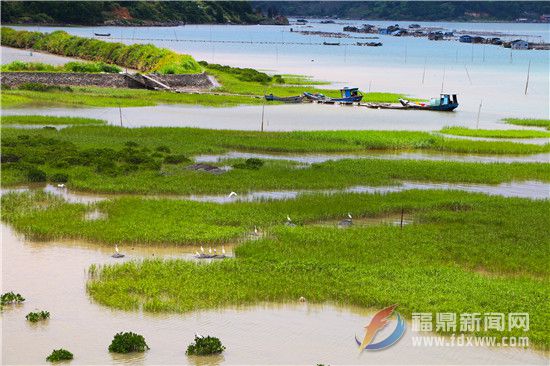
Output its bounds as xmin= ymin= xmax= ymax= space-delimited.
xmin=476 ymin=100 xmax=483 ymax=129
xmin=440 ymin=65 xmax=446 ymax=93
xmin=260 ymin=104 xmax=265 ymax=132
xmin=421 ymin=56 xmax=427 ymax=85
xmin=524 ymin=60 xmax=531 ymax=95
xmin=464 ymin=65 xmax=472 ymax=84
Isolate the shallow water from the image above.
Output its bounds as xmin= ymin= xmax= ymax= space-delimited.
xmin=2 ymin=103 xmax=546 ymax=132
xmin=195 ymin=150 xmax=550 ymax=164
xmin=2 ymin=180 xmax=548 ymax=206
xmin=2 ymin=224 xmax=547 ymax=365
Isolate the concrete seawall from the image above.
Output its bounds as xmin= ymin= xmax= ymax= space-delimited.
xmin=0 ymin=72 xmax=215 ymax=90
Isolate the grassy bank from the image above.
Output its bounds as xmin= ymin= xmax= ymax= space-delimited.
xmin=0 ymin=115 xmax=106 ymax=126
xmin=80 ymin=192 xmax=549 ymax=348
xmin=504 ymin=118 xmax=550 ymax=131
xmin=1 ymin=86 xmax=266 ymax=108
xmin=441 ymin=126 xmax=550 ymax=139
xmin=2 ymin=126 xmax=549 ymax=192
xmin=1 ymin=27 xmax=201 ymax=74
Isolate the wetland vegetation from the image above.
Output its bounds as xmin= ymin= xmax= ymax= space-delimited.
xmin=1 ymin=125 xmax=548 ymax=192
xmin=83 ymin=192 xmax=549 ymax=348
xmin=1 ymin=291 xmax=25 ymax=305
xmin=46 ymin=349 xmax=73 ymax=362
xmin=440 ymin=126 xmax=550 ymax=139
xmin=26 ymin=310 xmax=50 ymax=322
xmin=186 ymin=336 xmax=225 ymax=356
xmin=504 ymin=118 xmax=550 ymax=131
xmin=108 ymin=332 xmax=150 ymax=353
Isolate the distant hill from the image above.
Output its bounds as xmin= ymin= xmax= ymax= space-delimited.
xmin=1 ymin=1 xmax=268 ymax=25
xmin=252 ymin=1 xmax=550 ymax=22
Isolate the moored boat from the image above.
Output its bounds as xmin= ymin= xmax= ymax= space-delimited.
xmin=399 ymin=93 xmax=458 ymax=111
xmin=94 ymin=33 xmax=111 ymax=37
xmin=264 ymin=94 xmax=304 ymax=103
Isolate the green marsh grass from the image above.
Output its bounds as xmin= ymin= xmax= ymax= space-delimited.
xmin=83 ymin=193 xmax=549 ymax=348
xmin=504 ymin=118 xmax=550 ymax=131
xmin=2 ymin=190 xmax=549 ymax=246
xmin=441 ymin=126 xmax=550 ymax=139
xmin=1 ymin=115 xmax=106 ymax=125
xmin=2 ymin=126 xmax=549 ymax=191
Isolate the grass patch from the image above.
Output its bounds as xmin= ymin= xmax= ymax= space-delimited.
xmin=81 ymin=193 xmax=549 ymax=348
xmin=1 ymin=189 xmax=548 ymax=247
xmin=0 ymin=115 xmax=106 ymax=126
xmin=2 ymin=126 xmax=548 ymax=191
xmin=441 ymin=127 xmax=550 ymax=139
xmin=504 ymin=118 xmax=550 ymax=131
xmin=0 ymin=87 xmax=266 ymax=108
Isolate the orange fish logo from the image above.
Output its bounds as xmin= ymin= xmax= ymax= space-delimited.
xmin=355 ymin=304 xmax=406 ymax=352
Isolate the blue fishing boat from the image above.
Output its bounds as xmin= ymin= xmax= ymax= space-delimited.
xmin=399 ymin=94 xmax=459 ymax=111
xmin=330 ymin=87 xmax=363 ymax=103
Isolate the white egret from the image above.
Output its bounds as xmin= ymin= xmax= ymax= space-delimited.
xmin=200 ymin=246 xmax=204 ymax=253
xmin=57 ymin=183 xmax=66 ymax=188
xmin=228 ymin=191 xmax=237 ymax=198
xmin=208 ymin=247 xmax=212 ymax=254
xmin=222 ymin=246 xmax=226 ymax=255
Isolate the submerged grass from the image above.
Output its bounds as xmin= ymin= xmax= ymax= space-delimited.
xmin=0 ymin=115 xmax=106 ymax=125
xmin=441 ymin=127 xmax=550 ymax=139
xmin=504 ymin=118 xmax=550 ymax=131
xmin=79 ymin=192 xmax=549 ymax=348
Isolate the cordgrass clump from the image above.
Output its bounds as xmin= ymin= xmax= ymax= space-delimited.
xmin=26 ymin=310 xmax=50 ymax=322
xmin=441 ymin=126 xmax=550 ymax=139
xmin=186 ymin=335 xmax=225 ymax=356
xmin=108 ymin=332 xmax=150 ymax=353
xmin=46 ymin=349 xmax=73 ymax=362
xmin=1 ymin=291 xmax=25 ymax=305
xmin=504 ymin=118 xmax=550 ymax=131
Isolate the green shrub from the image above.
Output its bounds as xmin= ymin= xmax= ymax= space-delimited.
xmin=232 ymin=158 xmax=264 ymax=170
xmin=164 ymin=154 xmax=190 ymax=164
xmin=108 ymin=332 xmax=149 ymax=353
xmin=155 ymin=145 xmax=171 ymax=153
xmin=26 ymin=310 xmax=50 ymax=322
xmin=27 ymin=167 xmax=47 ymax=182
xmin=50 ymin=173 xmax=68 ymax=183
xmin=1 ymin=291 xmax=25 ymax=305
xmin=205 ymin=63 xmax=275 ymax=84
xmin=46 ymin=349 xmax=73 ymax=362
xmin=186 ymin=335 xmax=225 ymax=356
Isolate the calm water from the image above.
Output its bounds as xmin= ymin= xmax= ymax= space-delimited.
xmin=2 ymin=224 xmax=547 ymax=365
xmin=2 ymin=180 xmax=548 ymax=205
xmin=3 ymin=103 xmax=549 ymax=131
xmin=195 ymin=150 xmax=550 ymax=164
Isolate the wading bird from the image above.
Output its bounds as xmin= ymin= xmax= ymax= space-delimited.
xmin=228 ymin=191 xmax=237 ymax=198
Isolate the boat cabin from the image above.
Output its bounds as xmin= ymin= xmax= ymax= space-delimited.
xmin=340 ymin=87 xmax=361 ymax=98
xmin=429 ymin=94 xmax=458 ymax=111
